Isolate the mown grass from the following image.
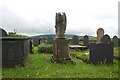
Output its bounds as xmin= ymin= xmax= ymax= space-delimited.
xmin=2 ymin=46 xmax=119 ymax=78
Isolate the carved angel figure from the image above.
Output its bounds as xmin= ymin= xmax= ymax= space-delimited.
xmin=55 ymin=12 xmax=67 ymax=38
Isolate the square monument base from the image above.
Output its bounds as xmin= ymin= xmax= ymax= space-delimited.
xmin=51 ymin=38 xmax=74 ymax=64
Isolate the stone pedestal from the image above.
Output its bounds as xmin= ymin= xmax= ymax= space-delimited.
xmin=51 ymin=38 xmax=74 ymax=63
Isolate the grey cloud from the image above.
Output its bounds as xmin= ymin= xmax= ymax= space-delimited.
xmin=96 ymin=14 xmax=117 ymax=21
xmin=0 ymin=7 xmax=54 ymax=34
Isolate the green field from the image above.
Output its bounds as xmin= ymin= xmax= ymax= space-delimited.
xmin=2 ymin=46 xmax=119 ymax=78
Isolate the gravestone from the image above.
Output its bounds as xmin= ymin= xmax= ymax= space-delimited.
xmin=112 ymin=36 xmax=119 ymax=47
xmin=33 ymin=37 xmax=40 ymax=46
xmin=89 ymin=42 xmax=113 ymax=64
xmin=71 ymin=35 xmax=79 ymax=45
xmin=83 ymin=35 xmax=89 ymax=46
xmin=101 ymin=34 xmax=111 ymax=43
xmin=119 ymin=39 xmax=120 ymax=47
xmin=2 ymin=37 xmax=30 ymax=68
xmin=29 ymin=39 xmax=33 ymax=54
xmin=51 ymin=12 xmax=74 ymax=63
xmin=96 ymin=28 xmax=104 ymax=43
xmin=47 ymin=37 xmax=54 ymax=44
xmin=0 ymin=28 xmax=7 ymax=37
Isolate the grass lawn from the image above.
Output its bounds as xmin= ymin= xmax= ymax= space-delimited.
xmin=2 ymin=46 xmax=119 ymax=78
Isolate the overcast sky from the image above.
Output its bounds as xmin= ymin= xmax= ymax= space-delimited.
xmin=0 ymin=0 xmax=119 ymax=37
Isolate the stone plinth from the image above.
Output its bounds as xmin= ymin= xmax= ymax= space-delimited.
xmin=51 ymin=38 xmax=74 ymax=63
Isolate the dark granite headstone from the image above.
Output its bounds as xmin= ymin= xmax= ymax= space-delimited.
xmin=83 ymin=35 xmax=89 ymax=46
xmin=2 ymin=37 xmax=30 ymax=68
xmin=71 ymin=35 xmax=79 ymax=45
xmin=0 ymin=28 xmax=7 ymax=37
xmin=112 ymin=36 xmax=119 ymax=47
xmin=47 ymin=37 xmax=54 ymax=44
xmin=101 ymin=34 xmax=111 ymax=43
xmin=89 ymin=42 xmax=113 ymax=64
xmin=33 ymin=37 xmax=40 ymax=46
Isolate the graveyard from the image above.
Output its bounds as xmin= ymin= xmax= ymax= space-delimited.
xmin=1 ymin=12 xmax=120 ymax=78
xmin=2 ymin=43 xmax=119 ymax=78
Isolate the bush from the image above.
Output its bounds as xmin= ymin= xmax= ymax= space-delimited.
xmin=7 ymin=33 xmax=28 ymax=37
xmin=38 ymin=43 xmax=53 ymax=54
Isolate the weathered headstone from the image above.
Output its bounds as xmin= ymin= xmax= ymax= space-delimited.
xmin=119 ymin=39 xmax=120 ymax=47
xmin=96 ymin=28 xmax=104 ymax=43
xmin=89 ymin=42 xmax=113 ymax=64
xmin=83 ymin=35 xmax=89 ymax=46
xmin=2 ymin=37 xmax=30 ymax=68
xmin=51 ymin=12 xmax=74 ymax=63
xmin=112 ymin=36 xmax=119 ymax=47
xmin=71 ymin=35 xmax=79 ymax=45
xmin=29 ymin=39 xmax=33 ymax=54
xmin=47 ymin=37 xmax=54 ymax=44
xmin=33 ymin=37 xmax=40 ymax=46
xmin=101 ymin=34 xmax=111 ymax=43
xmin=0 ymin=28 xmax=7 ymax=37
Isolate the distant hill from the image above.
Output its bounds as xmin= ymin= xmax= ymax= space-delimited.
xmin=31 ymin=34 xmax=96 ymax=38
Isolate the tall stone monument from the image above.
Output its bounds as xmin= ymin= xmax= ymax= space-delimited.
xmin=51 ymin=12 xmax=74 ymax=63
xmin=96 ymin=28 xmax=104 ymax=43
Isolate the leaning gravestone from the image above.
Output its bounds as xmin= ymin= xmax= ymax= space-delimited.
xmin=47 ymin=37 xmax=54 ymax=44
xmin=112 ymin=36 xmax=119 ymax=47
xmin=29 ymin=39 xmax=33 ymax=54
xmin=51 ymin=12 xmax=74 ymax=63
xmin=0 ymin=28 xmax=7 ymax=37
xmin=83 ymin=35 xmax=89 ymax=46
xmin=96 ymin=28 xmax=104 ymax=43
xmin=2 ymin=37 xmax=30 ymax=67
xmin=89 ymin=42 xmax=113 ymax=64
xmin=71 ymin=35 xmax=79 ymax=45
xmin=101 ymin=34 xmax=111 ymax=43
xmin=33 ymin=37 xmax=40 ymax=46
